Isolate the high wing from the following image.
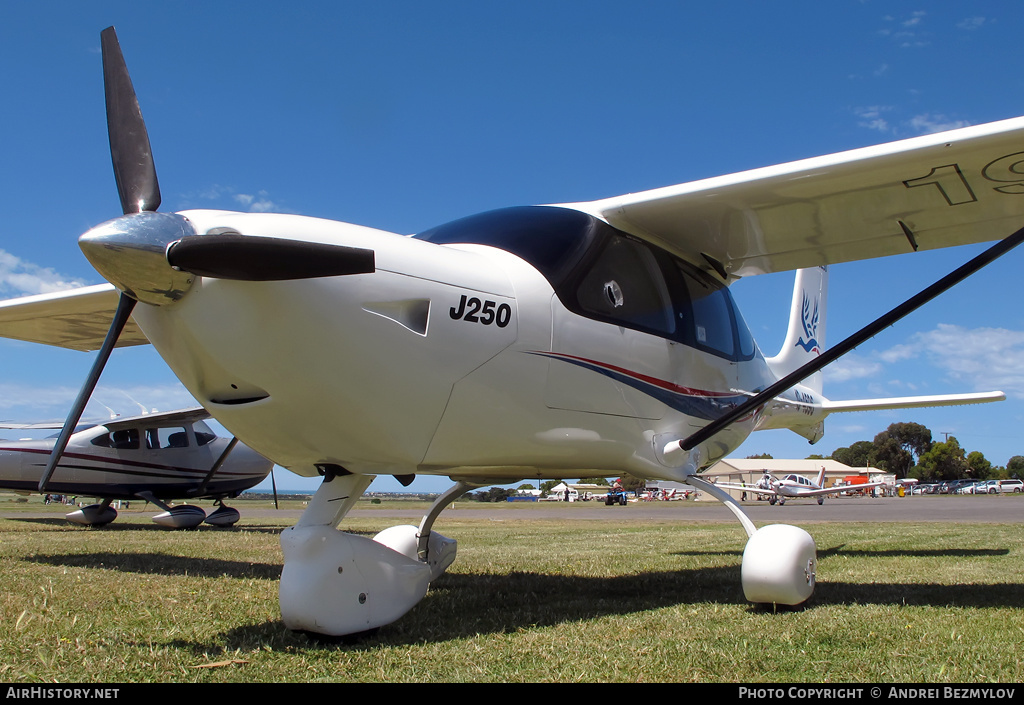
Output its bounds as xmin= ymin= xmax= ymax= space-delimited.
xmin=3 ymin=116 xmax=1024 ymax=349
xmin=564 ymin=116 xmax=1024 ymax=278
xmin=100 ymin=406 xmax=210 ymax=432
xmin=0 ymin=283 xmax=148 ymax=351
xmin=0 ymin=407 xmax=210 ymax=431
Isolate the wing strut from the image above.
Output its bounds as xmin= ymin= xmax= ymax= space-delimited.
xmin=38 ymin=293 xmax=136 ymax=492
xmin=192 ymin=436 xmax=240 ymax=497
xmin=680 ymin=223 xmax=1024 ymax=452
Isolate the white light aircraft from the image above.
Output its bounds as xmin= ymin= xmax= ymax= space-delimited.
xmin=715 ymin=466 xmax=888 ymax=506
xmin=0 ymin=27 xmax=1021 ymax=636
xmin=0 ymin=407 xmax=272 ymax=528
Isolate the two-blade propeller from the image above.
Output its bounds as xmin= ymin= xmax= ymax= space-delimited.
xmin=40 ymin=27 xmax=373 ymax=491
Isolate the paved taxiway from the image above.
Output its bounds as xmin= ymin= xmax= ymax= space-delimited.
xmin=343 ymin=494 xmax=1024 ymax=524
xmin=2 ymin=494 xmax=1021 ymax=524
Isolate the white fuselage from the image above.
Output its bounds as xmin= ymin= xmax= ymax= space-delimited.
xmin=129 ymin=208 xmax=818 ymax=483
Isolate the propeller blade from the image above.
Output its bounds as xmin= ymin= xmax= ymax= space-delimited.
xmin=166 ymin=234 xmax=375 ymax=281
xmin=679 ymin=222 xmax=1024 ymax=453
xmin=39 ymin=293 xmax=137 ymax=492
xmin=101 ymin=26 xmax=160 ymax=214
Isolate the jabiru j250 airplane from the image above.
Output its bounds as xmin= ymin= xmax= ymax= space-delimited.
xmin=0 ymin=27 xmax=1021 ymax=636
xmin=0 ymin=407 xmax=272 ymax=528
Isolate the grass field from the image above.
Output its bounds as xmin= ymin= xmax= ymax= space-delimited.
xmin=1 ymin=495 xmax=1022 ymax=683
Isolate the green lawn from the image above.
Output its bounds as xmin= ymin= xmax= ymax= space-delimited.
xmin=1 ymin=498 xmax=1021 ymax=682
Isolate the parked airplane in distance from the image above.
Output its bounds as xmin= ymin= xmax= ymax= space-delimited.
xmin=0 ymin=407 xmax=272 ymax=528
xmin=715 ymin=466 xmax=888 ymax=505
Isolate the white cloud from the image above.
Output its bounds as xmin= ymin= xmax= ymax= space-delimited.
xmin=0 ymin=382 xmax=197 ymax=422
xmin=854 ymin=106 xmax=892 ymax=133
xmin=957 ymin=17 xmax=987 ymax=31
xmin=825 ymin=353 xmax=882 ymax=383
xmin=853 ymin=109 xmax=971 ymax=137
xmin=907 ymin=113 xmax=971 ymax=135
xmin=0 ymin=250 xmax=87 ymax=296
xmin=181 ymin=185 xmax=283 ymax=213
xmin=909 ymin=324 xmax=1024 ymax=397
xmin=823 ymin=325 xmax=1024 ymax=399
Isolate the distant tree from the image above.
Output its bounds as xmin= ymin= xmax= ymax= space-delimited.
xmin=746 ymin=453 xmax=773 ymax=459
xmin=577 ymin=477 xmax=610 ymax=486
xmin=966 ymin=450 xmax=993 ymax=479
xmin=517 ymin=483 xmax=536 ymax=491
xmin=832 ymin=440 xmax=875 ymax=468
xmin=540 ymin=480 xmax=561 ymax=495
xmin=619 ymin=474 xmax=646 ymax=493
xmin=873 ymin=422 xmax=932 ymax=478
xmin=872 ymin=435 xmax=913 ymax=477
xmin=1007 ymin=456 xmax=1024 ymax=478
xmin=916 ymin=436 xmax=968 ymax=481
xmin=805 ymin=454 xmax=827 ymax=460
xmin=475 ymin=486 xmax=515 ymax=502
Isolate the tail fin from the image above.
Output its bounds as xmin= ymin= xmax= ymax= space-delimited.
xmin=814 ymin=465 xmax=826 ymax=488
xmin=766 ymin=266 xmax=828 ymax=395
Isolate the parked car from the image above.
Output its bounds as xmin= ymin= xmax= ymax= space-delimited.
xmin=997 ymin=479 xmax=1023 ymax=493
xmin=973 ymin=480 xmax=1000 ymax=494
xmin=956 ymin=480 xmax=982 ymax=494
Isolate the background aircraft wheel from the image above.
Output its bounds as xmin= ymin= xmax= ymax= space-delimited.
xmin=65 ymin=504 xmax=118 ymax=527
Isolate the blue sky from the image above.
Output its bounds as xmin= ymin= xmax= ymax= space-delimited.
xmin=1 ymin=2 xmax=1023 ymax=493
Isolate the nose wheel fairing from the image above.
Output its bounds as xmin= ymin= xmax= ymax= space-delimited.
xmin=278 ymin=472 xmax=465 ymax=636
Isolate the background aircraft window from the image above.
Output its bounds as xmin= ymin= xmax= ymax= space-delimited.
xmin=193 ymin=420 xmax=216 ymax=446
xmin=146 ymin=427 xmax=189 ymax=449
xmin=91 ymin=428 xmax=140 ymax=449
xmin=575 ymin=235 xmax=675 ymax=335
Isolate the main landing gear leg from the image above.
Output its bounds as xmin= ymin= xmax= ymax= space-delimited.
xmin=685 ymin=476 xmax=816 ymax=606
xmin=372 ymin=481 xmax=472 ymax=581
xmin=279 ymin=470 xmax=448 ymax=637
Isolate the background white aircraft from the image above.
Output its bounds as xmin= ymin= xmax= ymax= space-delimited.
xmin=0 ymin=407 xmax=272 ymax=528
xmin=715 ymin=466 xmax=889 ymax=506
xmin=0 ymin=28 xmax=1021 ymax=636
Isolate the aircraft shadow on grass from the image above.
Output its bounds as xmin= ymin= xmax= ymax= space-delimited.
xmin=672 ymin=545 xmax=1011 ymax=559
xmin=5 ymin=516 xmax=316 ymax=537
xmin=23 ymin=550 xmax=1024 ymax=650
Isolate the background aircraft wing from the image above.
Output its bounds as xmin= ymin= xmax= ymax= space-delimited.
xmin=822 ymin=391 xmax=1005 ymax=413
xmin=565 ymin=116 xmax=1024 ymax=278
xmin=711 ymin=481 xmax=777 ymax=496
xmin=101 ymin=406 xmax=211 ymax=432
xmin=0 ymin=284 xmax=149 ymax=352
xmin=797 ymin=481 xmax=889 ymax=497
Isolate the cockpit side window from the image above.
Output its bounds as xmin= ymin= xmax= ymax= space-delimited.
xmin=667 ymin=258 xmax=757 ymax=362
xmin=574 ymin=235 xmax=675 ymax=335
xmin=678 ymin=266 xmax=735 ymax=357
